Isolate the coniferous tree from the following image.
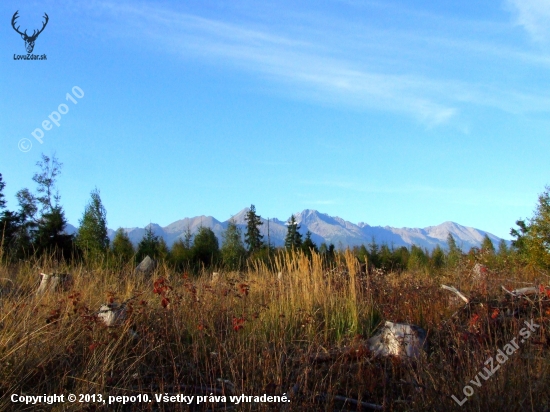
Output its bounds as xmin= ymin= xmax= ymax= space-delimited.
xmin=431 ymin=245 xmax=445 ymax=271
xmin=0 ymin=174 xmax=23 ymax=258
xmin=76 ymin=188 xmax=109 ymax=260
xmin=192 ymin=226 xmax=219 ymax=267
xmin=319 ymin=242 xmax=336 ymax=263
xmin=33 ymin=206 xmax=73 ymax=259
xmin=244 ymin=205 xmax=263 ymax=254
xmin=284 ymin=215 xmax=302 ymax=250
xmin=0 ymin=173 xmax=6 ymax=211
xmin=111 ymin=228 xmax=135 ymax=263
xmin=221 ymin=219 xmax=246 ymax=270
xmin=510 ymin=219 xmax=530 ymax=255
xmin=379 ymin=244 xmax=393 ymax=271
xmin=368 ymin=238 xmax=380 ymax=268
xmin=0 ymin=211 xmax=23 ymax=259
xmin=137 ymin=226 xmax=161 ymax=262
xmin=392 ymin=246 xmax=410 ymax=272
xmin=408 ymin=245 xmax=429 ymax=271
xmin=2 ymin=189 xmax=35 ymax=259
xmin=356 ymin=244 xmax=368 ymax=264
xmin=3 ymin=158 xmax=77 ymax=261
xmin=497 ymin=239 xmax=509 ymax=257
xmin=171 ymin=238 xmax=193 ymax=269
xmin=157 ymin=238 xmax=170 ymax=261
xmin=183 ymin=224 xmax=193 ymax=249
xmin=481 ymin=234 xmax=495 ymax=255
xmin=446 ymin=233 xmax=461 ymax=267
xmin=301 ymin=230 xmax=318 ymax=256
xmin=519 ymin=186 xmax=550 ymax=269
xmin=496 ymin=238 xmax=509 ymax=267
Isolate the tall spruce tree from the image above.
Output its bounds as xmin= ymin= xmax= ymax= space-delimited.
xmin=446 ymin=233 xmax=461 ymax=267
xmin=0 ymin=173 xmax=6 ymax=211
xmin=137 ymin=226 xmax=161 ymax=261
xmin=301 ymin=230 xmax=318 ymax=256
xmin=284 ymin=215 xmax=302 ymax=250
xmin=76 ymin=188 xmax=109 ymax=260
xmin=33 ymin=206 xmax=73 ymax=259
xmin=183 ymin=223 xmax=193 ymax=249
xmin=221 ymin=219 xmax=246 ymax=270
xmin=368 ymin=237 xmax=380 ymax=268
xmin=244 ymin=205 xmax=263 ymax=253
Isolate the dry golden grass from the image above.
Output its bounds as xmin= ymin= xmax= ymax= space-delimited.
xmin=0 ymin=251 xmax=549 ymax=411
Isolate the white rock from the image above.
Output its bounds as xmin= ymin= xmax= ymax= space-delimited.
xmin=98 ymin=303 xmax=126 ymax=327
xmin=134 ymin=256 xmax=156 ymax=275
xmin=368 ymin=321 xmax=427 ymax=359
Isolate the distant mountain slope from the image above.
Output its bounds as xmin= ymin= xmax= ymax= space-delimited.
xmin=67 ymin=208 xmax=506 ymax=252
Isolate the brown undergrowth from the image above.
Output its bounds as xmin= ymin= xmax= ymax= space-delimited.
xmin=0 ymin=251 xmax=549 ymax=411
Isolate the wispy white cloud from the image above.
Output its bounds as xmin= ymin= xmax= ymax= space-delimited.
xmin=68 ymin=1 xmax=550 ymax=124
xmin=506 ymin=0 xmax=550 ymax=43
xmin=64 ymin=1 xmax=459 ymax=126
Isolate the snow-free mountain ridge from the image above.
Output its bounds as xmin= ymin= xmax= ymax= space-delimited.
xmin=65 ymin=208 xmax=507 ymax=251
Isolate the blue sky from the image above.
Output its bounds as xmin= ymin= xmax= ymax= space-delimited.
xmin=1 ymin=0 xmax=549 ymax=239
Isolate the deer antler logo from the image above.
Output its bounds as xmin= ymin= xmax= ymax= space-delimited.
xmin=11 ymin=11 xmax=49 ymax=54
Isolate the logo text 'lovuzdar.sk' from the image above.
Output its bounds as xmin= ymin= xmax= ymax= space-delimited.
xmin=11 ymin=10 xmax=48 ymax=57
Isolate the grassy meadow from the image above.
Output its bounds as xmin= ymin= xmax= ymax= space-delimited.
xmin=0 ymin=250 xmax=549 ymax=411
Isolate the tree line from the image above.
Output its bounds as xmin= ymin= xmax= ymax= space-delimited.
xmin=1 ymin=154 xmax=549 ymax=274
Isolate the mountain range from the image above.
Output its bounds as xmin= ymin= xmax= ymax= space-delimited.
xmin=65 ymin=208 xmax=507 ymax=252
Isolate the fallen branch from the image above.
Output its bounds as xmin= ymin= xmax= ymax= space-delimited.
xmin=441 ymin=285 xmax=469 ymax=303
xmin=501 ymin=285 xmax=538 ymax=297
